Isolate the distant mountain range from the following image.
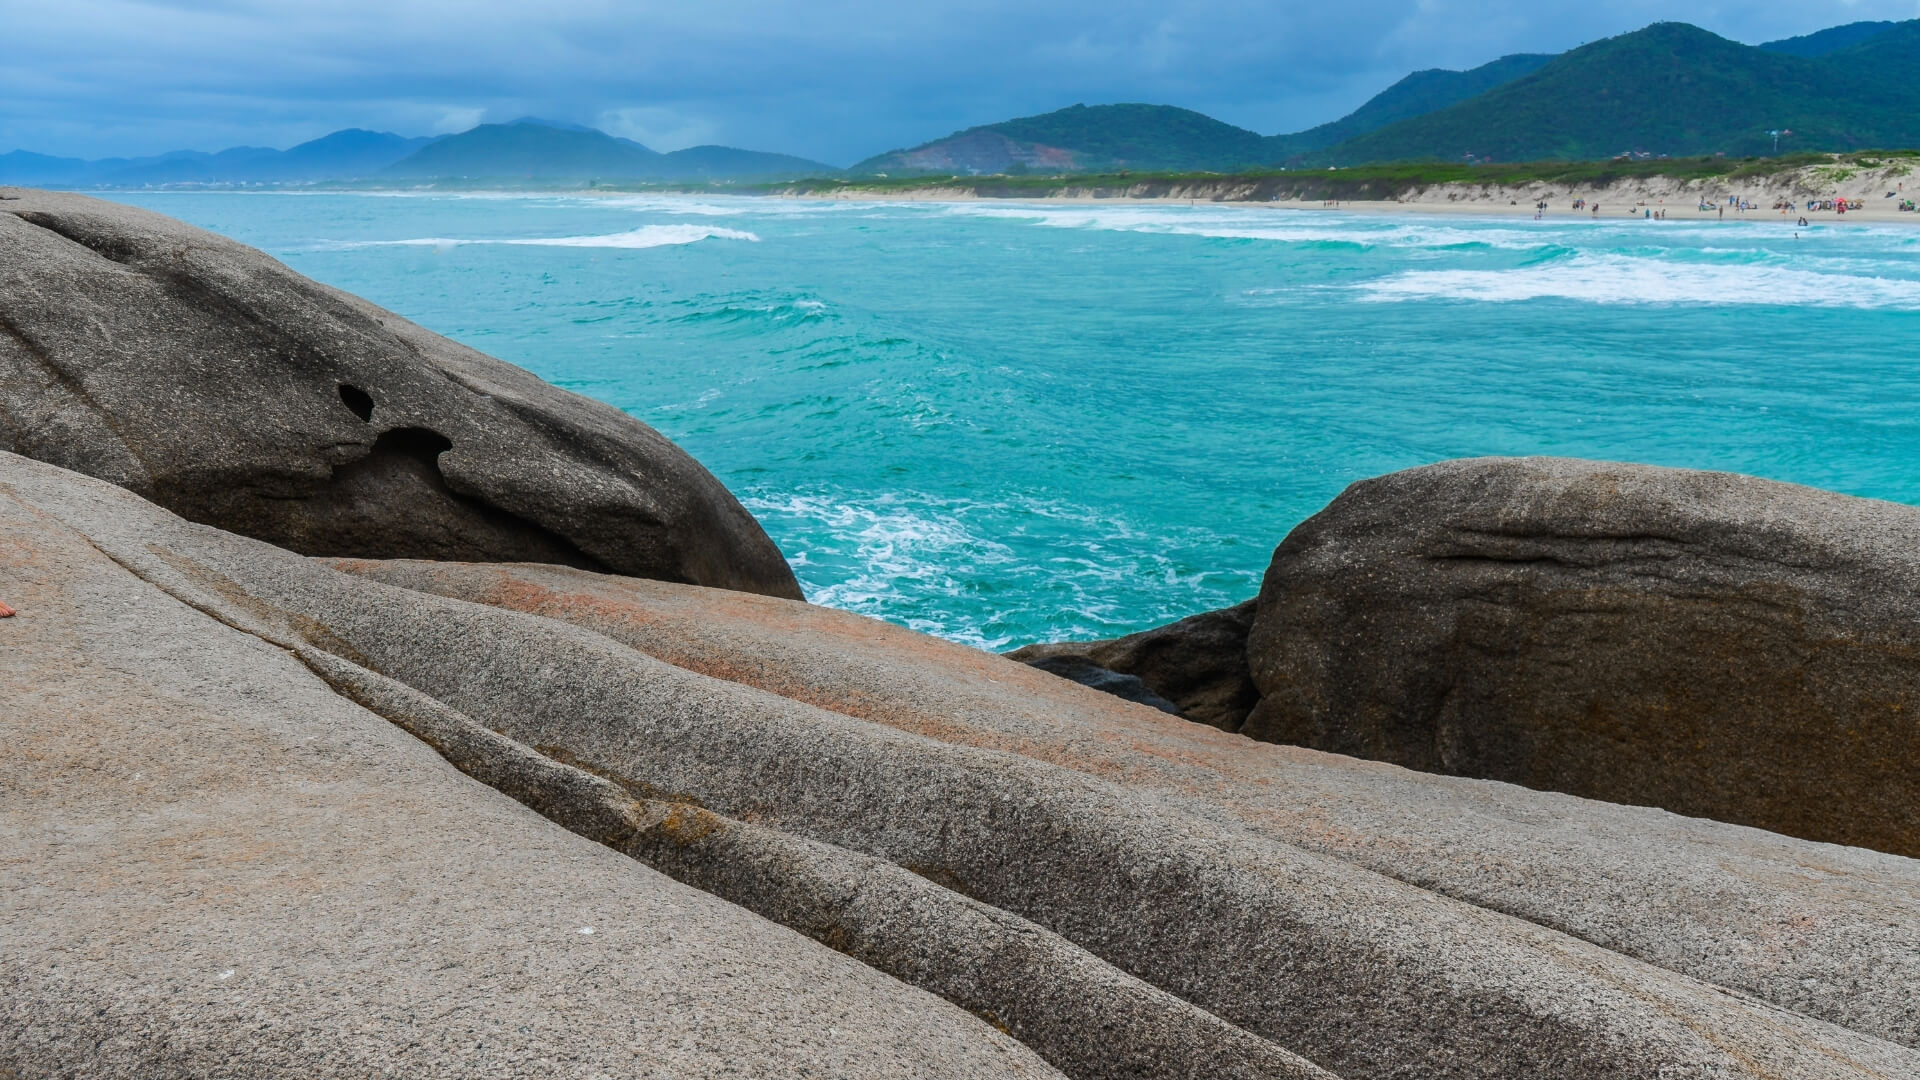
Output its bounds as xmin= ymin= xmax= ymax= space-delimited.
xmin=0 ymin=129 xmax=434 ymax=187
xmin=382 ymin=120 xmax=834 ymax=180
xmin=6 ymin=19 xmax=1918 ymax=188
xmin=857 ymin=18 xmax=1920 ymax=173
xmin=0 ymin=118 xmax=837 ymax=187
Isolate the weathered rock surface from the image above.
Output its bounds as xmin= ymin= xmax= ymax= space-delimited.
xmin=1020 ymin=654 xmax=1180 ymax=713
xmin=0 ymin=461 xmax=1053 ymax=1078
xmin=13 ymin=451 xmax=1920 ymax=1078
xmin=0 ymin=187 xmax=800 ymax=598
xmin=1007 ymin=600 xmax=1258 ymax=729
xmin=1244 ymin=456 xmax=1920 ymax=858
xmin=309 ymin=651 xmax=1331 ymax=1080
xmin=326 ymin=557 xmax=1920 ymax=1056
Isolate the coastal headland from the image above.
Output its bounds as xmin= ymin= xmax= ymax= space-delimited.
xmin=12 ymin=8 xmax=1920 ymax=1078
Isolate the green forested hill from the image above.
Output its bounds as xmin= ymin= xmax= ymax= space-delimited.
xmin=1267 ymin=53 xmax=1554 ymax=158
xmin=1828 ymin=21 xmax=1920 ymax=87
xmin=851 ymin=61 xmax=1558 ymax=176
xmin=851 ymin=19 xmax=1920 ymax=178
xmin=987 ymin=104 xmax=1272 ymax=169
xmin=852 ymin=104 xmax=1272 ymax=174
xmin=1317 ymin=22 xmax=1920 ymax=164
xmin=1759 ymin=20 xmax=1898 ymax=57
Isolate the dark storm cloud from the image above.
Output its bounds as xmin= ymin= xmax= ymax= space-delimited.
xmin=5 ymin=0 xmax=1918 ymax=161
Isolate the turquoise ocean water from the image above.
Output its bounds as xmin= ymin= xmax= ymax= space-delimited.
xmin=110 ymin=192 xmax=1920 ymax=647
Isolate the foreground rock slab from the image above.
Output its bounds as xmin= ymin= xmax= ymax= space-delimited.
xmin=11 ymin=452 xmax=1920 ymax=1078
xmin=1245 ymin=456 xmax=1920 ymax=857
xmin=308 ymin=651 xmax=1330 ymax=1080
xmin=0 ymin=187 xmax=799 ymax=598
xmin=332 ymin=556 xmax=1920 ymax=1057
xmin=0 ymin=460 xmax=1055 ymax=1078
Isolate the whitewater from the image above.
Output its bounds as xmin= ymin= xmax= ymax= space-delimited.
xmin=111 ymin=191 xmax=1920 ymax=647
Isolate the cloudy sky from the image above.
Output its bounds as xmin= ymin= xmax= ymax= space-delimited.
xmin=5 ymin=0 xmax=1917 ymax=164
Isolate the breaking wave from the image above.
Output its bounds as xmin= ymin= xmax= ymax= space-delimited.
xmin=324 ymin=225 xmax=760 ymax=250
xmin=1358 ymin=253 xmax=1920 ymax=309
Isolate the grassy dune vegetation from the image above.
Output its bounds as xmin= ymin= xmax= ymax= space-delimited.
xmin=770 ymin=150 xmax=1919 ymax=201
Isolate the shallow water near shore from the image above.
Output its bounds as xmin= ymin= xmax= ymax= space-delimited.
xmin=109 ymin=191 xmax=1920 ymax=647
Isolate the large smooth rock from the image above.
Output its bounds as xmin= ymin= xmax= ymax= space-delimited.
xmin=0 ymin=460 xmax=1052 ymax=1078
xmin=1006 ymin=600 xmax=1259 ymax=729
xmin=324 ymin=557 xmax=1920 ymax=1057
xmin=0 ymin=187 xmax=800 ymax=599
xmin=1244 ymin=456 xmax=1920 ymax=858
xmin=1018 ymin=654 xmax=1182 ymax=714
xmin=12 ymin=451 xmax=1920 ymax=1078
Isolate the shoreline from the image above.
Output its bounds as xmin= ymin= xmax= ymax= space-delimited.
xmin=774 ymin=157 xmax=1920 ymax=225
xmin=782 ymin=185 xmax=1920 ymax=226
xmin=87 ymin=175 xmax=1920 ymax=225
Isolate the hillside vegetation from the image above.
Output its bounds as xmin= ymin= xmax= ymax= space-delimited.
xmin=785 ymin=150 xmax=1916 ymax=202
xmin=853 ymin=104 xmax=1274 ymax=174
xmin=1317 ymin=22 xmax=1920 ymax=163
xmin=1265 ymin=53 xmax=1555 ymax=157
xmin=1759 ymin=20 xmax=1898 ymax=57
xmin=850 ymin=19 xmax=1920 ymax=177
xmin=854 ymin=60 xmax=1563 ymax=176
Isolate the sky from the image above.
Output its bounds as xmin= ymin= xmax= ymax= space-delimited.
xmin=5 ymin=0 xmax=1918 ymax=165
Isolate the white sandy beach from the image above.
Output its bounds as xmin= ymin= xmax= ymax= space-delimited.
xmin=788 ymin=158 xmax=1920 ymax=225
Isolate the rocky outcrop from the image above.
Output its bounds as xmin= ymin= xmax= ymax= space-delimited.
xmin=322 ymin=557 xmax=1920 ymax=1057
xmin=1006 ymin=600 xmax=1258 ymax=729
xmin=1244 ymin=456 xmax=1920 ymax=858
xmin=1018 ymin=655 xmax=1180 ymax=713
xmin=0 ymin=187 xmax=800 ymax=599
xmin=307 ymin=553 xmax=1920 ymax=1068
xmin=0 ymin=460 xmax=1049 ymax=1079
xmin=12 ymin=451 xmax=1920 ymax=1077
xmin=13 ymin=188 xmax=1920 ymax=1078
xmin=309 ymin=651 xmax=1329 ymax=1080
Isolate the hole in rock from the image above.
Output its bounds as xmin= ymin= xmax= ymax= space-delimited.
xmin=338 ymin=384 xmax=375 ymax=422
xmin=298 ymin=425 xmax=609 ymax=572
xmin=374 ymin=425 xmax=454 ymax=463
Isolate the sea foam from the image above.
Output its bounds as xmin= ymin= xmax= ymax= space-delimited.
xmin=1358 ymin=253 xmax=1920 ymax=309
xmin=328 ymin=225 xmax=760 ymax=250
xmin=933 ymin=202 xmax=1599 ymax=251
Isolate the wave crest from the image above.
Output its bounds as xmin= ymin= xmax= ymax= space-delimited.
xmin=1359 ymin=254 xmax=1920 ymax=309
xmin=324 ymin=225 xmax=760 ymax=251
